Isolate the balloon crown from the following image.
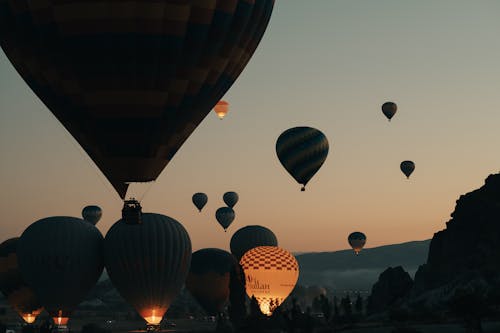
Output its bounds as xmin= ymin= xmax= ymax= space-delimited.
xmin=122 ymin=199 xmax=142 ymax=225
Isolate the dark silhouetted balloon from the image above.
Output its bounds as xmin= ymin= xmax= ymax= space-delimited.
xmin=276 ymin=127 xmax=329 ymax=191
xmin=214 ymin=101 xmax=229 ymax=120
xmin=223 ymin=192 xmax=239 ymax=208
xmin=185 ymin=248 xmax=239 ymax=315
xmin=192 ymin=193 xmax=208 ymax=212
xmin=230 ymin=225 xmax=278 ymax=261
xmin=348 ymin=232 xmax=366 ymax=255
xmin=382 ymin=102 xmax=397 ymax=121
xmin=104 ymin=213 xmax=191 ymax=329
xmin=0 ymin=238 xmax=43 ymax=324
xmin=400 ymin=160 xmax=415 ymax=179
xmin=82 ymin=206 xmax=102 ymax=225
xmin=17 ymin=217 xmax=104 ymax=326
xmin=0 ymin=0 xmax=275 ymax=199
xmin=216 ymin=207 xmax=235 ymax=232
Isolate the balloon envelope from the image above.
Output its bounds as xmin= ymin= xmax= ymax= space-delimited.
xmin=214 ymin=101 xmax=229 ymax=120
xmin=230 ymin=225 xmax=278 ymax=261
xmin=382 ymin=102 xmax=397 ymax=121
xmin=82 ymin=205 xmax=102 ymax=225
xmin=0 ymin=0 xmax=275 ymax=199
xmin=223 ymin=192 xmax=239 ymax=208
xmin=348 ymin=232 xmax=367 ymax=255
xmin=216 ymin=207 xmax=235 ymax=232
xmin=185 ymin=248 xmax=239 ymax=315
xmin=192 ymin=193 xmax=208 ymax=212
xmin=276 ymin=127 xmax=329 ymax=191
xmin=17 ymin=217 xmax=104 ymax=324
xmin=240 ymin=246 xmax=299 ymax=315
xmin=0 ymin=238 xmax=43 ymax=324
xmin=104 ymin=213 xmax=191 ymax=327
xmin=400 ymin=160 xmax=415 ymax=179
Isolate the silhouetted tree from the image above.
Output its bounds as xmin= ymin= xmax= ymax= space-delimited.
xmin=319 ymin=294 xmax=331 ymax=321
xmin=355 ymin=293 xmax=363 ymax=314
xmin=0 ymin=321 xmax=6 ymax=333
xmin=228 ymin=263 xmax=247 ymax=330
xmin=333 ymin=296 xmax=339 ymax=319
xmin=340 ymin=295 xmax=352 ymax=319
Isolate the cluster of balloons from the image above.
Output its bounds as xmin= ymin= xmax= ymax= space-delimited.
xmin=192 ymin=191 xmax=239 ymax=232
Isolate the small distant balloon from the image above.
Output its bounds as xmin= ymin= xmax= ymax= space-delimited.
xmin=82 ymin=205 xmax=102 ymax=225
xmin=223 ymin=192 xmax=239 ymax=208
xmin=215 ymin=207 xmax=235 ymax=232
xmin=276 ymin=127 xmax=329 ymax=191
xmin=348 ymin=232 xmax=366 ymax=255
xmin=382 ymin=102 xmax=397 ymax=121
xmin=214 ymin=100 xmax=229 ymax=120
xmin=400 ymin=160 xmax=415 ymax=179
xmin=192 ymin=193 xmax=208 ymax=212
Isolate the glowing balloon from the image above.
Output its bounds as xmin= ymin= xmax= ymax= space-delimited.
xmin=17 ymin=217 xmax=104 ymax=328
xmin=230 ymin=225 xmax=278 ymax=261
xmin=214 ymin=101 xmax=229 ymax=120
xmin=82 ymin=205 xmax=102 ymax=225
xmin=216 ymin=207 xmax=235 ymax=232
xmin=192 ymin=193 xmax=208 ymax=212
xmin=276 ymin=127 xmax=329 ymax=191
xmin=0 ymin=238 xmax=43 ymax=324
xmin=400 ymin=160 xmax=415 ymax=179
xmin=240 ymin=246 xmax=299 ymax=315
xmin=185 ymin=248 xmax=239 ymax=315
xmin=0 ymin=0 xmax=275 ymax=199
xmin=104 ymin=213 xmax=191 ymax=330
xmin=223 ymin=192 xmax=239 ymax=208
xmin=382 ymin=102 xmax=397 ymax=121
xmin=348 ymin=232 xmax=366 ymax=255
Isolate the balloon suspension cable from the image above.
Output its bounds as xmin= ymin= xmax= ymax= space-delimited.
xmin=122 ymin=199 xmax=143 ymax=224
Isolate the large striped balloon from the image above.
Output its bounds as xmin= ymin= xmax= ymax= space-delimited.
xmin=0 ymin=0 xmax=275 ymax=199
xmin=276 ymin=127 xmax=329 ymax=191
xmin=104 ymin=213 xmax=191 ymax=329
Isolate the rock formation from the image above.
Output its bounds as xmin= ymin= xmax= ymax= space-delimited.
xmin=367 ymin=266 xmax=413 ymax=314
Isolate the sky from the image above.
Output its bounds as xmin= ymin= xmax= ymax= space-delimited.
xmin=2 ymin=1 xmax=500 ymax=253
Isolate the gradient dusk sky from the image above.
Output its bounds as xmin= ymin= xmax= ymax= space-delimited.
xmin=2 ymin=1 xmax=500 ymax=253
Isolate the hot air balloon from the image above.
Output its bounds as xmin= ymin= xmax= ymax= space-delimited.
xmin=223 ymin=192 xmax=239 ymax=208
xmin=0 ymin=0 xmax=275 ymax=200
xmin=348 ymin=232 xmax=366 ymax=255
xmin=104 ymin=213 xmax=191 ymax=331
xmin=185 ymin=249 xmax=239 ymax=316
xmin=230 ymin=225 xmax=278 ymax=261
xmin=82 ymin=205 xmax=102 ymax=225
xmin=0 ymin=238 xmax=43 ymax=324
xmin=214 ymin=101 xmax=229 ymax=120
xmin=276 ymin=127 xmax=329 ymax=191
xmin=216 ymin=207 xmax=235 ymax=232
xmin=17 ymin=217 xmax=104 ymax=329
xmin=240 ymin=246 xmax=299 ymax=315
xmin=400 ymin=160 xmax=415 ymax=179
xmin=192 ymin=193 xmax=208 ymax=213
xmin=382 ymin=102 xmax=397 ymax=121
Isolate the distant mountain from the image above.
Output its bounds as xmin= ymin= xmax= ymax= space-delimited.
xmin=295 ymin=240 xmax=430 ymax=292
